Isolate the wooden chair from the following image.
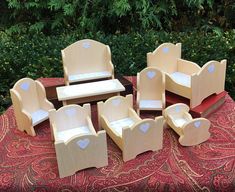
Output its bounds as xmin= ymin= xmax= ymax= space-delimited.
xmin=97 ymin=94 xmax=164 ymax=162
xmin=49 ymin=104 xmax=108 ymax=178
xmin=62 ymin=39 xmax=114 ymax=85
xmin=147 ymin=43 xmax=227 ymax=108
xmin=136 ymin=67 xmax=165 ymax=115
xmin=163 ymin=103 xmax=211 ymax=146
xmin=10 ymin=78 xmax=54 ymax=136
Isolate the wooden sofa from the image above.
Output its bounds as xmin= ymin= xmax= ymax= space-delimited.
xmin=62 ymin=39 xmax=114 ymax=85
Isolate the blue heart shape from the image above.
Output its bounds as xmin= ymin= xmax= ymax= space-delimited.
xmin=20 ymin=82 xmax=30 ymax=91
xmin=208 ymin=64 xmax=215 ymax=73
xmin=163 ymin=47 xmax=169 ymax=53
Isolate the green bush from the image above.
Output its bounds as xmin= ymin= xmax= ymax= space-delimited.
xmin=0 ymin=30 xmax=234 ymax=113
xmin=2 ymin=0 xmax=235 ymax=34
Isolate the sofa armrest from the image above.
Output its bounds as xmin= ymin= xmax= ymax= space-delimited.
xmin=108 ymin=61 xmax=114 ymax=78
xmin=177 ymin=59 xmax=201 ymax=75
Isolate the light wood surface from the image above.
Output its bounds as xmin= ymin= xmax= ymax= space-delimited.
xmin=97 ymin=95 xmax=164 ymax=162
xmin=10 ymin=78 xmax=54 ymax=136
xmin=136 ymin=67 xmax=165 ymax=115
xmin=56 ymin=79 xmax=125 ymax=105
xmin=147 ymin=42 xmax=227 ymax=108
xmin=62 ymin=39 xmax=114 ymax=85
xmin=163 ymin=103 xmax=211 ymax=146
xmin=49 ymin=104 xmax=108 ymax=178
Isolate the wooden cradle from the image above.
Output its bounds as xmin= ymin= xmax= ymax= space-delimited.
xmin=49 ymin=104 xmax=108 ymax=178
xmin=147 ymin=43 xmax=227 ymax=108
xmin=163 ymin=103 xmax=211 ymax=146
xmin=97 ymin=94 xmax=164 ymax=162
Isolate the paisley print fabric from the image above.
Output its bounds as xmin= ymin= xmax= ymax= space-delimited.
xmin=0 ymin=77 xmax=234 ymax=191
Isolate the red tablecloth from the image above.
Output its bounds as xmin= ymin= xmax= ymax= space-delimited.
xmin=0 ymin=78 xmax=234 ymax=191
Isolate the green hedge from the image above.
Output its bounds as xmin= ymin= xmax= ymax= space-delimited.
xmin=0 ymin=30 xmax=235 ymax=113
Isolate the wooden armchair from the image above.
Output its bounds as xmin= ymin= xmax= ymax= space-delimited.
xmin=62 ymin=39 xmax=114 ymax=85
xmin=136 ymin=67 xmax=165 ymax=115
xmin=10 ymin=78 xmax=54 ymax=136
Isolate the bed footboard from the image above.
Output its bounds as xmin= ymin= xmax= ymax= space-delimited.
xmin=191 ymin=60 xmax=226 ymax=108
xmin=122 ymin=116 xmax=164 ymax=162
xmin=55 ymin=131 xmax=108 ymax=178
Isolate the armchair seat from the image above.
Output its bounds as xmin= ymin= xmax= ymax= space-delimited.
xmin=56 ymin=126 xmax=91 ymax=142
xmin=169 ymin=72 xmax=191 ymax=88
xmin=68 ymin=71 xmax=112 ymax=83
xmin=31 ymin=109 xmax=49 ymax=126
xmin=110 ymin=117 xmax=135 ymax=137
xmin=139 ymin=100 xmax=162 ymax=109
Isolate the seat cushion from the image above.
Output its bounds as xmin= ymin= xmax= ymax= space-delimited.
xmin=110 ymin=118 xmax=135 ymax=137
xmin=69 ymin=71 xmax=112 ymax=83
xmin=31 ymin=109 xmax=49 ymax=126
xmin=139 ymin=100 xmax=162 ymax=110
xmin=170 ymin=72 xmax=191 ymax=88
xmin=56 ymin=126 xmax=91 ymax=142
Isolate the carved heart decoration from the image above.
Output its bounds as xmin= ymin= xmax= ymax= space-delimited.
xmin=175 ymin=106 xmax=180 ymax=113
xmin=163 ymin=47 xmax=169 ymax=53
xmin=139 ymin=123 xmax=150 ymax=133
xmin=77 ymin=138 xmax=90 ymax=149
xmin=147 ymin=71 xmax=156 ymax=79
xmin=112 ymin=98 xmax=121 ymax=106
xmin=65 ymin=108 xmax=76 ymax=116
xmin=194 ymin=121 xmax=201 ymax=128
xmin=83 ymin=42 xmax=91 ymax=49
xmin=20 ymin=82 xmax=30 ymax=91
xmin=208 ymin=64 xmax=215 ymax=73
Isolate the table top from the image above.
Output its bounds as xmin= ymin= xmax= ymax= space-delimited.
xmin=56 ymin=79 xmax=125 ymax=101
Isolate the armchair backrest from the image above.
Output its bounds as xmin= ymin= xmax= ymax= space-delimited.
xmin=10 ymin=78 xmax=41 ymax=113
xmin=137 ymin=67 xmax=164 ymax=100
xmin=62 ymin=39 xmax=110 ymax=75
xmin=163 ymin=103 xmax=189 ymax=119
xmin=147 ymin=43 xmax=181 ymax=74
xmin=97 ymin=95 xmax=133 ymax=122
xmin=49 ymin=104 xmax=91 ymax=132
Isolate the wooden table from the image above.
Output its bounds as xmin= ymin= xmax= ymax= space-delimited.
xmin=56 ymin=79 xmax=125 ymax=105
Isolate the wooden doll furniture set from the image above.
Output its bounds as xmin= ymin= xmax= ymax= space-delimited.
xmin=97 ymin=95 xmax=164 ymax=161
xmin=49 ymin=104 xmax=108 ymax=178
xmin=10 ymin=78 xmax=54 ymax=136
xmin=136 ymin=67 xmax=165 ymax=115
xmin=147 ymin=43 xmax=227 ymax=108
xmin=62 ymin=39 xmax=114 ymax=85
xmin=10 ymin=40 xmax=220 ymax=178
xmin=163 ymin=103 xmax=211 ymax=146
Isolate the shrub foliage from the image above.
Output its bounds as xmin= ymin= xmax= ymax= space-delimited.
xmin=0 ymin=30 xmax=234 ymax=112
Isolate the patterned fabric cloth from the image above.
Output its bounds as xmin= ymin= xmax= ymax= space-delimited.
xmin=0 ymin=77 xmax=234 ymax=191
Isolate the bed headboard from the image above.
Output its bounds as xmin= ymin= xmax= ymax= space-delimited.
xmin=147 ymin=43 xmax=181 ymax=74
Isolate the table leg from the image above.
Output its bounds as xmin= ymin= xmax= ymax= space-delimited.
xmin=62 ymin=100 xmax=67 ymax=106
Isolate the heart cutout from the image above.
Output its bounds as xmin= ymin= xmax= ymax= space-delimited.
xmin=147 ymin=71 xmax=156 ymax=79
xmin=65 ymin=108 xmax=76 ymax=116
xmin=194 ymin=121 xmax=201 ymax=128
xmin=77 ymin=138 xmax=90 ymax=149
xmin=163 ymin=47 xmax=169 ymax=53
xmin=139 ymin=123 xmax=150 ymax=133
xmin=175 ymin=106 xmax=180 ymax=113
xmin=83 ymin=42 xmax=91 ymax=49
xmin=112 ymin=98 xmax=121 ymax=106
xmin=208 ymin=64 xmax=215 ymax=73
xmin=20 ymin=82 xmax=30 ymax=91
